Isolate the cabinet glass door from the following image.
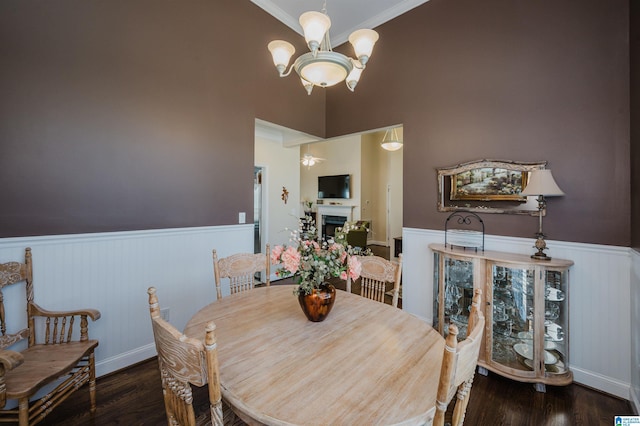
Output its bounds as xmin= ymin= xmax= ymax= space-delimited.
xmin=490 ymin=264 xmax=570 ymax=377
xmin=543 ymin=269 xmax=569 ymax=377
xmin=441 ymin=257 xmax=474 ymax=340
xmin=491 ymin=265 xmax=536 ymax=372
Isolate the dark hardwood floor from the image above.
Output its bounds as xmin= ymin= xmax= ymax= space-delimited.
xmin=40 ymin=357 xmax=633 ymax=426
xmin=39 ymin=245 xmax=634 ymax=425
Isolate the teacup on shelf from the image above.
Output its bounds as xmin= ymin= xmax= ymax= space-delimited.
xmin=544 ymin=321 xmax=564 ymax=341
xmin=545 ymin=286 xmax=565 ymax=301
xmin=545 ymin=302 xmax=560 ymax=320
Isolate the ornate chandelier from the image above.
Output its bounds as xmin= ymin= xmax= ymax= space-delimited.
xmin=267 ymin=1 xmax=379 ymax=95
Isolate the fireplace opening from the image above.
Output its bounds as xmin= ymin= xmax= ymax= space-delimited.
xmin=322 ymin=215 xmax=347 ymax=240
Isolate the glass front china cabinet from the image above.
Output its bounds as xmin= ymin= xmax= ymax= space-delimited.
xmin=431 ymin=243 xmax=574 ymax=392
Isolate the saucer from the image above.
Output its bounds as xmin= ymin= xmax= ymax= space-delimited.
xmin=513 ymin=343 xmax=558 ymax=365
xmin=523 ymin=358 xmax=566 ymax=373
xmin=517 ymin=331 xmax=560 ymax=344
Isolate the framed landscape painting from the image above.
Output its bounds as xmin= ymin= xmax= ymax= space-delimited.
xmin=450 ymin=167 xmax=528 ymax=201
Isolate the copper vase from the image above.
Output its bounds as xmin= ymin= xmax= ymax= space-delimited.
xmin=298 ymin=283 xmax=336 ymax=322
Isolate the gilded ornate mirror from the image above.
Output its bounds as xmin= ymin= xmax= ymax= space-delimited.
xmin=437 ymin=159 xmax=546 ymax=215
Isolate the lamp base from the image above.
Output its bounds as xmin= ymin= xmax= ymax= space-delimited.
xmin=531 ymin=251 xmax=552 ymax=261
xmin=531 ymin=234 xmax=552 ymax=261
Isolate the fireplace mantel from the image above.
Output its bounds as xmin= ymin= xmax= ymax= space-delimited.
xmin=316 ymin=205 xmax=355 ymax=220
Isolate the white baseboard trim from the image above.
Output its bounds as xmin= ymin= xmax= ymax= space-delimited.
xmin=96 ymin=343 xmax=157 ymax=377
xmin=571 ymin=366 xmax=630 ymax=400
xmin=631 ymin=385 xmax=639 ymax=415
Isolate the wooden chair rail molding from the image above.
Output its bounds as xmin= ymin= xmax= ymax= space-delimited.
xmin=0 ymin=247 xmax=101 ymax=426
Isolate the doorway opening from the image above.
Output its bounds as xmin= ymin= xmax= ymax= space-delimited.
xmin=254 ymin=166 xmax=264 ymax=254
xmin=254 ymin=120 xmax=402 ymax=260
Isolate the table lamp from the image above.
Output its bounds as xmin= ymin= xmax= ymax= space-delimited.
xmin=520 ymin=169 xmax=565 ymax=260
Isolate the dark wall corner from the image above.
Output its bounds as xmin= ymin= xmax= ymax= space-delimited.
xmin=631 ymin=0 xmax=640 ymax=250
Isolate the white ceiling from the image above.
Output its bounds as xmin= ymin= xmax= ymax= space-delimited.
xmin=251 ymin=0 xmax=429 ymax=46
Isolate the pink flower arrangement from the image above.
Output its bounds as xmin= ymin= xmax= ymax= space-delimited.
xmin=271 ymin=217 xmax=362 ymax=295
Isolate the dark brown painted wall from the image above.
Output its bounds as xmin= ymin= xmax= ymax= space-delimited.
xmin=0 ymin=1 xmax=323 ymax=237
xmin=0 ymin=0 xmax=632 ymax=247
xmin=632 ymin=0 xmax=640 ymax=251
xmin=328 ymin=0 xmax=631 ymax=246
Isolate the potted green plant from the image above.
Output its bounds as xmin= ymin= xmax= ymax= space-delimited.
xmin=302 ymin=199 xmax=314 ymax=215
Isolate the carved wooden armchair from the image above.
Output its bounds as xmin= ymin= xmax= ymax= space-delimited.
xmin=0 ymin=247 xmax=101 ymax=425
xmin=347 ymin=254 xmax=403 ymax=308
xmin=147 ymin=287 xmax=223 ymax=426
xmin=212 ymin=245 xmax=270 ymax=301
xmin=434 ymin=289 xmax=485 ymax=426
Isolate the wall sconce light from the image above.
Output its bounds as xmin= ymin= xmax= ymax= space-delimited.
xmin=520 ymin=169 xmax=565 ymax=260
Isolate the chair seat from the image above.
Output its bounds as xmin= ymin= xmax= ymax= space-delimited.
xmin=5 ymin=340 xmax=99 ymax=399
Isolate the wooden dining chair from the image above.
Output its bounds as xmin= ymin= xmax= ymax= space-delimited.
xmin=212 ymin=245 xmax=270 ymax=301
xmin=147 ymin=287 xmax=223 ymax=426
xmin=434 ymin=288 xmax=485 ymax=426
xmin=0 ymin=247 xmax=101 ymax=426
xmin=347 ymin=254 xmax=402 ymax=308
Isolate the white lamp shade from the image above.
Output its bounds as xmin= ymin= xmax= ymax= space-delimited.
xmin=521 ymin=169 xmax=565 ymax=197
xmin=345 ymin=65 xmax=362 ymax=91
xmin=348 ymin=29 xmax=379 ymax=64
xmin=298 ymin=56 xmax=349 ymax=87
xmin=380 ymin=128 xmax=403 ymax=151
xmin=381 ymin=141 xmax=403 ymax=151
xmin=268 ymin=40 xmax=295 ymax=69
xmin=299 ymin=11 xmax=331 ymax=49
xmin=300 ymin=77 xmax=313 ymax=95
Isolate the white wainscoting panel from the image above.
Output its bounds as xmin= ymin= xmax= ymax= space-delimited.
xmin=631 ymin=249 xmax=640 ymax=414
xmin=0 ymin=225 xmax=254 ymax=377
xmin=0 ymin=225 xmax=633 ymax=401
xmin=403 ymin=227 xmax=632 ymax=400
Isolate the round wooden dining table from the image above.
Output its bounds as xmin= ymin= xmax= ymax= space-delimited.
xmin=183 ymin=285 xmax=445 ymax=426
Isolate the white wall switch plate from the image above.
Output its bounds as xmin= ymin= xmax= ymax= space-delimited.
xmin=239 ymin=212 xmax=246 ymax=224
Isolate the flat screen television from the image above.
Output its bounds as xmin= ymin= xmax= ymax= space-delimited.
xmin=318 ymin=174 xmax=350 ymax=199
